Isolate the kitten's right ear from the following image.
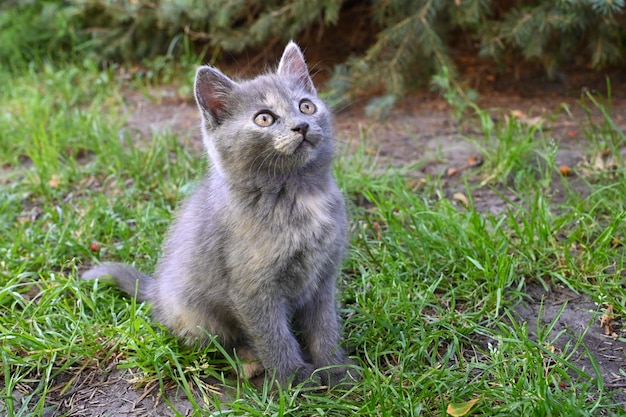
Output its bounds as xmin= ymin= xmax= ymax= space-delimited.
xmin=277 ymin=41 xmax=316 ymax=95
xmin=194 ymin=66 xmax=237 ymax=126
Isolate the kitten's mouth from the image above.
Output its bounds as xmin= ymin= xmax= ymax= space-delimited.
xmin=295 ymin=137 xmax=320 ymax=155
xmin=299 ymin=134 xmax=321 ymax=148
xmin=299 ymin=138 xmax=313 ymax=149
xmin=276 ymin=134 xmax=320 ymax=156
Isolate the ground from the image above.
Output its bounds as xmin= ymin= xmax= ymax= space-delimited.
xmin=31 ymin=69 xmax=625 ymax=416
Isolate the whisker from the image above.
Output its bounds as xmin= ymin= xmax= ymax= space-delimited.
xmin=272 ymin=154 xmax=280 ymax=181
xmin=258 ymin=152 xmax=277 ymax=180
xmin=251 ymin=148 xmax=276 ymax=180
xmin=250 ymin=147 xmax=274 ymax=171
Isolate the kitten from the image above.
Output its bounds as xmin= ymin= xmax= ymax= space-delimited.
xmin=83 ymin=42 xmax=356 ymax=388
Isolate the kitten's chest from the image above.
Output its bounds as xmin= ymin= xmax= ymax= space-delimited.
xmin=289 ymin=191 xmax=336 ymax=232
xmin=228 ymin=186 xmax=346 ymax=292
xmin=262 ymin=190 xmax=340 ymax=253
xmin=269 ymin=193 xmax=343 ymax=295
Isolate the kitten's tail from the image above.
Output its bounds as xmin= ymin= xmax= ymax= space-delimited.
xmin=82 ymin=263 xmax=153 ymax=302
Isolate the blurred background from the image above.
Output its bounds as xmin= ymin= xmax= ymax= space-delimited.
xmin=2 ymin=0 xmax=625 ymax=105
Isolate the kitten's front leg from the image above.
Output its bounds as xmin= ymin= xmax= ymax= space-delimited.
xmin=234 ymin=299 xmax=319 ymax=387
xmin=295 ymin=279 xmax=359 ymax=388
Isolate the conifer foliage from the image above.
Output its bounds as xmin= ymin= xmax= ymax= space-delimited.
xmin=1 ymin=0 xmax=624 ymax=96
xmin=346 ymin=0 xmax=625 ymax=97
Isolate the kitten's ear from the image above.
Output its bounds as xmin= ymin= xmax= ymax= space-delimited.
xmin=277 ymin=41 xmax=316 ymax=95
xmin=194 ymin=66 xmax=237 ymax=126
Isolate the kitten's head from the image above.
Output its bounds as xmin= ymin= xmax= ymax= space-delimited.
xmin=194 ymin=42 xmax=334 ymax=186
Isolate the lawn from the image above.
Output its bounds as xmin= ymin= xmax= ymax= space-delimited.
xmin=1 ymin=57 xmax=626 ymax=416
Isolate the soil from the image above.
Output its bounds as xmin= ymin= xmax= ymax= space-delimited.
xmin=7 ymin=54 xmax=626 ymax=415
xmin=514 ymin=282 xmax=626 ymax=396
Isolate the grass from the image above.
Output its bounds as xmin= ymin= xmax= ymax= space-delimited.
xmin=1 ymin=56 xmax=626 ymax=416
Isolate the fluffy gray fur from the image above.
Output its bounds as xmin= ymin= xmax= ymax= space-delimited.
xmin=83 ymin=42 xmax=355 ymax=388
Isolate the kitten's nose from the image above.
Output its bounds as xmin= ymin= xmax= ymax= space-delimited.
xmin=292 ymin=123 xmax=309 ymax=137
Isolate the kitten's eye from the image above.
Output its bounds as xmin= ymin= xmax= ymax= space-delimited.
xmin=254 ymin=112 xmax=275 ymax=127
xmin=299 ymin=99 xmax=316 ymax=115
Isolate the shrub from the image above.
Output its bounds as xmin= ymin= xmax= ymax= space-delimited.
xmin=1 ymin=0 xmax=624 ymax=98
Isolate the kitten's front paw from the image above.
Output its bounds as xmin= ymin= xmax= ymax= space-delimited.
xmin=319 ymin=365 xmax=360 ymax=389
xmin=284 ymin=364 xmax=321 ymax=388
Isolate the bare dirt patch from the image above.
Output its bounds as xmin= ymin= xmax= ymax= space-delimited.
xmin=41 ymin=367 xmax=200 ymax=417
xmin=514 ymin=282 xmax=626 ymax=400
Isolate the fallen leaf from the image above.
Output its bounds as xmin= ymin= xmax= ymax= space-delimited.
xmin=600 ymin=305 xmax=615 ymax=336
xmin=371 ymin=222 xmax=382 ymax=240
xmin=578 ymin=149 xmax=622 ymax=177
xmin=90 ymin=242 xmax=100 ymax=253
xmin=446 ymin=156 xmax=483 ymax=177
xmin=447 ymin=167 xmax=460 ymax=177
xmin=509 ymin=109 xmax=543 ymax=126
xmin=467 ymin=155 xmax=483 ymax=167
xmin=48 ymin=174 xmax=60 ymax=188
xmin=453 ymin=192 xmax=469 ymax=207
xmin=510 ymin=109 xmax=526 ymax=119
xmin=542 ymin=344 xmax=560 ymax=369
xmin=558 ymin=165 xmax=572 ymax=176
xmin=594 ymin=150 xmax=617 ymax=171
xmin=406 ymin=178 xmax=426 ymax=190
xmin=522 ymin=116 xmax=544 ymax=127
xmin=447 ymin=398 xmax=480 ymax=416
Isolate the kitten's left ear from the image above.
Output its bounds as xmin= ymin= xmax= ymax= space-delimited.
xmin=195 ymin=66 xmax=238 ymax=127
xmin=277 ymin=41 xmax=316 ymax=95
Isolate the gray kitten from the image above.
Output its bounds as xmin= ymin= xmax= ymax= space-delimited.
xmin=83 ymin=42 xmax=355 ymax=388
